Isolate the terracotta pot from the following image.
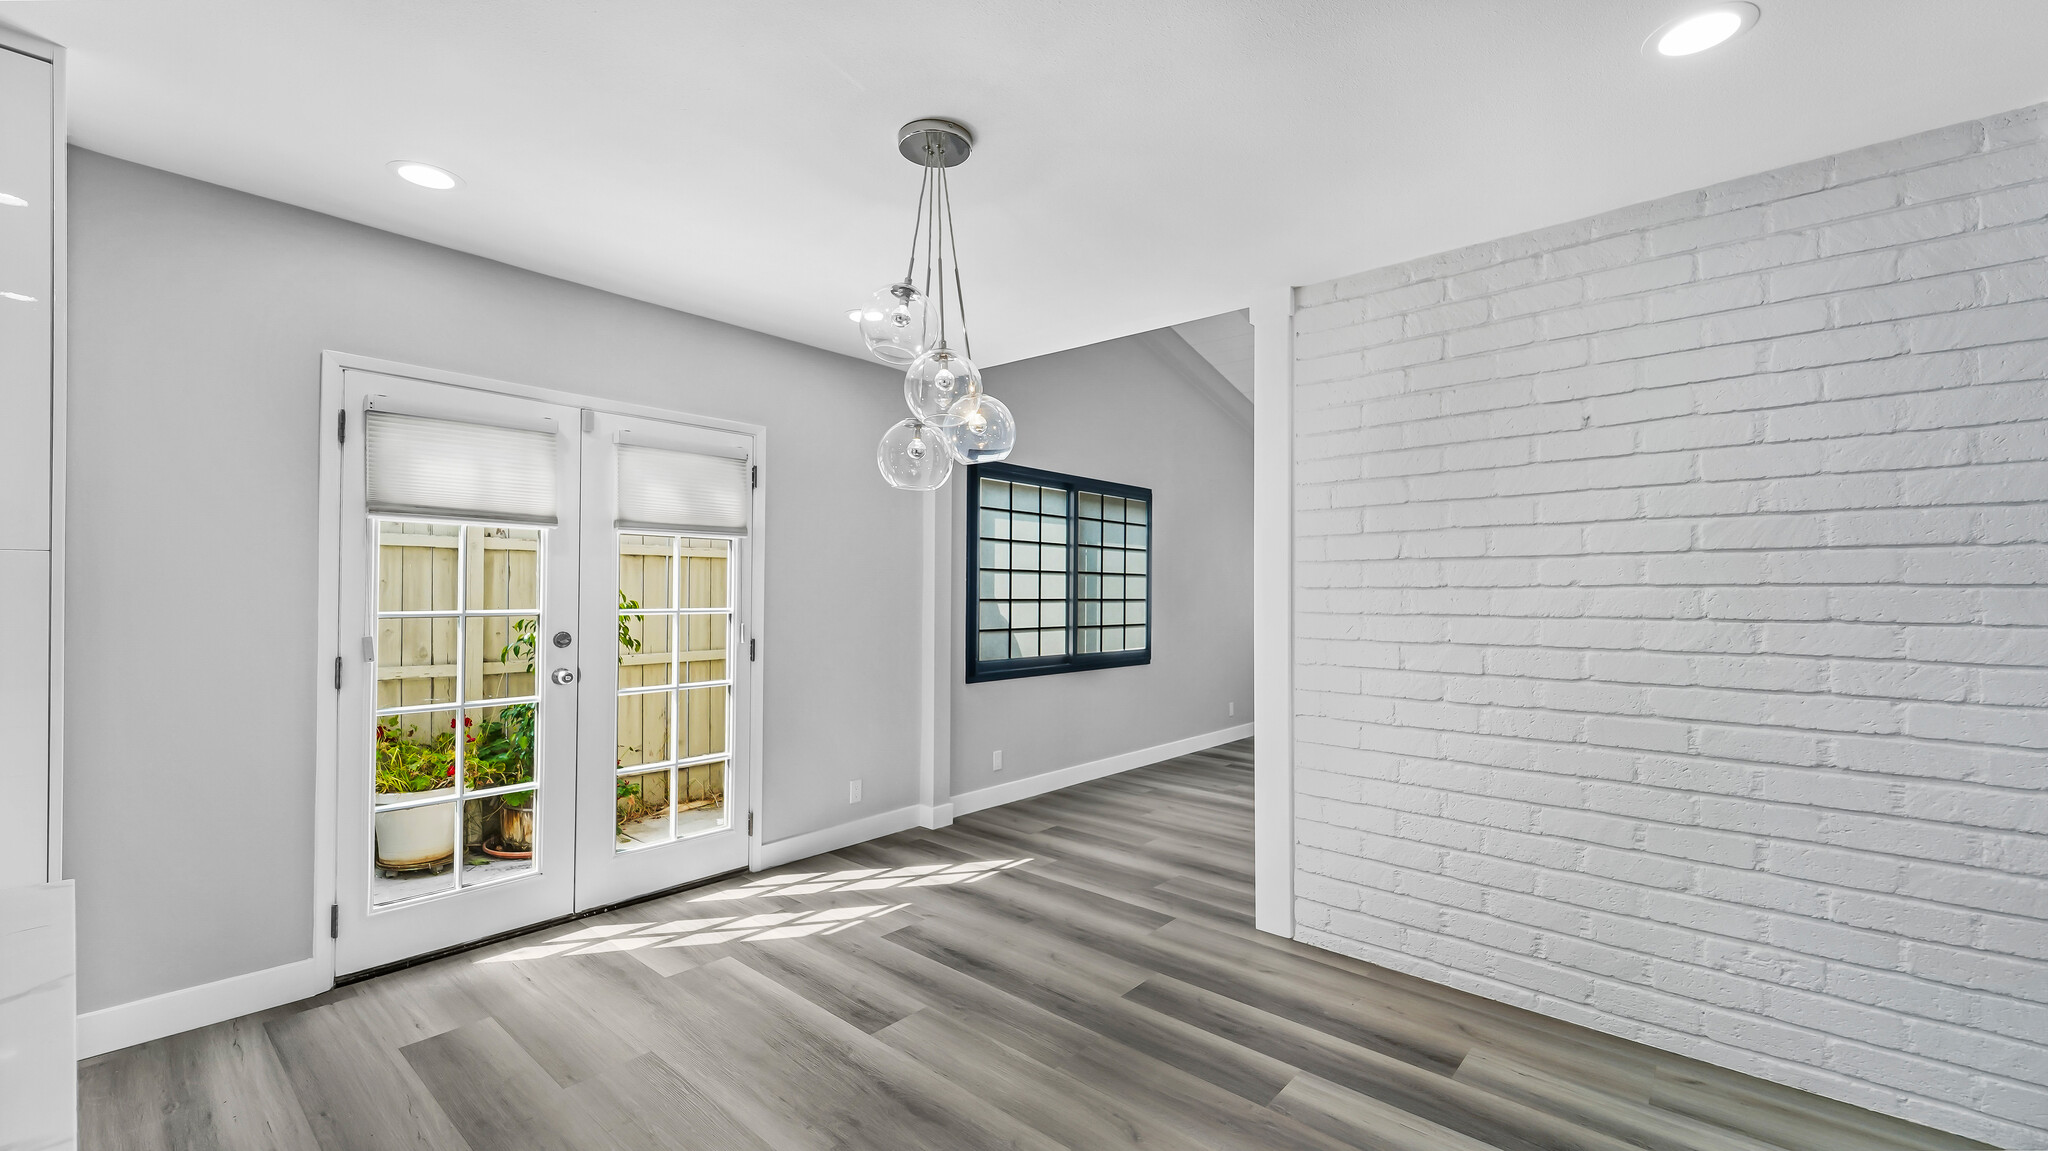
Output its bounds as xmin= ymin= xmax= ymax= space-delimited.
xmin=375 ymin=786 xmax=456 ymax=868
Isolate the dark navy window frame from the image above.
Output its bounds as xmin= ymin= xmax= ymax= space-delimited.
xmin=966 ymin=462 xmax=1153 ymax=684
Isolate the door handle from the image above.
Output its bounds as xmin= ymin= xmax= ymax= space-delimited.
xmin=550 ymin=668 xmax=576 ymax=685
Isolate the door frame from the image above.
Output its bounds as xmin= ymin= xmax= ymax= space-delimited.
xmin=313 ymin=350 xmax=769 ymax=979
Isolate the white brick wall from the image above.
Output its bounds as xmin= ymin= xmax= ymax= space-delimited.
xmin=1291 ymin=104 xmax=2048 ymax=1149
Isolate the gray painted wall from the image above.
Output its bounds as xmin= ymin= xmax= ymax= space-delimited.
xmin=949 ymin=334 xmax=1253 ymax=797
xmin=65 ymin=150 xmax=922 ymax=1011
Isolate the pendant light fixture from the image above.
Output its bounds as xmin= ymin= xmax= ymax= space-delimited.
xmin=858 ymin=118 xmax=1016 ymax=490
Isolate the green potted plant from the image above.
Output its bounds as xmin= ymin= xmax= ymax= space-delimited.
xmin=374 ymin=717 xmax=458 ymax=873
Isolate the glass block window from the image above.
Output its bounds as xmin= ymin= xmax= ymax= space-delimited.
xmin=968 ymin=462 xmax=1152 ymax=682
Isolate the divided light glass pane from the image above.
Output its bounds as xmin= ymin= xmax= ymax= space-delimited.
xmin=1127 ymin=525 xmax=1148 ymax=548
xmin=468 ymin=616 xmax=540 ymax=700
xmin=979 ymin=601 xmax=1009 ymax=630
xmin=621 ymin=614 xmax=673 ymax=687
xmin=1039 ymin=628 xmax=1065 ymax=656
xmin=680 ymin=685 xmax=727 ymax=759
xmin=1012 ymin=513 xmax=1040 ymax=543
xmin=374 ymin=709 xmax=459 ymax=806
xmin=680 ymin=613 xmax=728 ymax=684
xmin=372 ymin=802 xmax=456 ymax=905
xmin=1014 ymin=484 xmax=1040 ymax=514
xmin=681 ymin=538 xmax=730 ymax=609
xmin=676 ymin=760 xmax=727 ymax=837
xmin=981 ymin=478 xmax=1010 ymax=509
xmin=1126 ymin=601 xmax=1147 ymax=625
xmin=979 ymin=631 xmax=1009 ymax=660
xmin=1078 ymin=627 xmax=1100 ymax=654
xmin=466 ymin=525 xmax=540 ymax=612
xmin=1042 ymin=516 xmax=1067 ymax=545
xmin=378 ymin=521 xmax=461 ymax=613
xmin=1105 ymin=522 xmax=1126 ymax=547
xmin=464 ymin=703 xmax=535 ymax=790
xmin=376 ymin=615 xmax=457 ymax=712
xmin=616 ymin=768 xmax=674 ymax=850
xmin=981 ymin=509 xmax=1009 ymax=539
xmin=1105 ymin=549 xmax=1126 ymax=573
xmin=618 ymin=533 xmax=674 ymax=611
xmin=617 ymin=690 xmax=673 ymax=768
xmin=463 ymin=789 xmax=535 ymax=886
xmin=1040 ymin=600 xmax=1066 ymax=628
xmin=1078 ymin=492 xmax=1101 ymax=518
xmin=1012 ymin=601 xmax=1039 ymax=629
xmin=1127 ymin=500 xmax=1147 ymax=525
xmin=1011 ymin=630 xmax=1040 ymax=659
xmin=1040 ymin=545 xmax=1064 ymax=573
xmin=1103 ymin=497 xmax=1126 ymax=522
xmin=1044 ymin=488 xmax=1068 ymax=515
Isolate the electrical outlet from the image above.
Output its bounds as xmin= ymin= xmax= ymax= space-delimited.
xmin=848 ymin=779 xmax=862 ymax=803
xmin=1229 ymin=701 xmax=1236 ymax=717
xmin=993 ymin=749 xmax=1003 ymax=772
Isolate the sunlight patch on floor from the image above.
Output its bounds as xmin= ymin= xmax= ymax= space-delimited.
xmin=689 ymin=858 xmax=1032 ymax=902
xmin=478 ymin=903 xmax=914 ymax=963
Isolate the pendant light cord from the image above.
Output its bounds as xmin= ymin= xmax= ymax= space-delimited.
xmin=902 ymin=161 xmax=932 ymax=285
xmin=941 ymin=161 xmax=972 ymax=363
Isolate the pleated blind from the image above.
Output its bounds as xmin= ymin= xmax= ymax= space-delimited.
xmin=616 ymin=444 xmax=751 ymax=535
xmin=363 ymin=410 xmax=560 ymax=525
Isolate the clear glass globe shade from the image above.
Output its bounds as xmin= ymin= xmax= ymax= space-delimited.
xmin=942 ymin=393 xmax=1015 ymax=464
xmin=858 ymin=281 xmax=930 ymax=367
xmin=903 ymin=344 xmax=982 ymax=427
xmin=876 ymin=418 xmax=954 ymax=490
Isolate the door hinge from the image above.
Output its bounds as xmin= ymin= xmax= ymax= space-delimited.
xmin=749 ymin=637 xmax=757 ymax=662
xmin=751 ymin=465 xmax=758 ymax=489
xmin=747 ymin=811 xmax=754 ymax=836
xmin=337 ymin=409 xmax=346 ymax=444
xmin=334 ymin=655 xmax=343 ymax=689
xmin=330 ymin=903 xmax=339 ymax=939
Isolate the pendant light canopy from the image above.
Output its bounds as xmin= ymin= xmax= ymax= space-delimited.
xmin=857 ymin=118 xmax=1017 ymax=488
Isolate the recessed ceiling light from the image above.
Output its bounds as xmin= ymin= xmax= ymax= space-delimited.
xmin=0 ymin=193 xmax=26 ymax=207
xmin=388 ymin=161 xmax=462 ymax=190
xmin=2 ymin=291 xmax=38 ymax=302
xmin=1646 ymin=3 xmax=1760 ymax=58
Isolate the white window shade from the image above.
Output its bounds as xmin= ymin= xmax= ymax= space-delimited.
xmin=363 ymin=410 xmax=559 ymax=525
xmin=617 ymin=444 xmax=751 ymax=535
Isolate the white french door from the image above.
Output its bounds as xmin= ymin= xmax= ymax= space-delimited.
xmin=331 ymin=367 xmax=755 ymax=975
xmin=574 ymin=412 xmax=752 ymax=909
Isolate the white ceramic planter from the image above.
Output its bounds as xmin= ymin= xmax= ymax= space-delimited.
xmin=375 ymin=786 xmax=457 ymax=869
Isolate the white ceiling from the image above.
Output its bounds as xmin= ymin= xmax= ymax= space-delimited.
xmin=8 ymin=1 xmax=2047 ymax=367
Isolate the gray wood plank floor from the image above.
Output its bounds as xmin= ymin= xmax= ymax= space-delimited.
xmin=80 ymin=740 xmax=1988 ymax=1150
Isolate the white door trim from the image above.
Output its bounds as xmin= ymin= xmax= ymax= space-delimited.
xmin=313 ymin=351 xmax=769 ymax=983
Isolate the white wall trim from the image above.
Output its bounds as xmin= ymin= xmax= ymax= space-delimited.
xmin=1250 ymin=285 xmax=1296 ymax=938
xmin=951 ymin=723 xmax=1254 ymax=818
xmin=754 ymin=803 xmax=929 ymax=871
xmin=76 ymin=956 xmax=329 ymax=1059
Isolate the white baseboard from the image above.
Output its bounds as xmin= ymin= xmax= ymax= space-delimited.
xmin=950 ymin=723 xmax=1254 ymax=818
xmin=754 ymin=803 xmax=929 ymax=870
xmin=76 ymin=955 xmax=330 ymax=1059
